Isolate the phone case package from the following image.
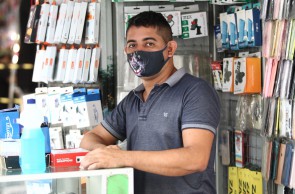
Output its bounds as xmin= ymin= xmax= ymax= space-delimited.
xmin=234 ymin=57 xmax=261 ymax=94
xmin=222 ymin=57 xmax=234 ymax=92
xmin=181 ymin=12 xmax=208 ymax=39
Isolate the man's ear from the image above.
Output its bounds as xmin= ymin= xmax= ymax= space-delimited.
xmin=167 ymin=40 xmax=177 ymax=57
xmin=124 ymin=47 xmax=128 ymax=54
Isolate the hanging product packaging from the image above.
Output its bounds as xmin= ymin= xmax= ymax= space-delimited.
xmin=181 ymin=11 xmax=208 ymax=39
xmin=279 ymin=99 xmax=292 ymax=138
xmin=72 ymin=88 xmax=103 ymax=128
xmin=35 ymin=87 xmax=49 ymax=123
xmin=25 ymin=3 xmax=41 ymax=43
xmin=55 ymin=46 xmax=69 ymax=82
xmin=220 ymin=12 xmax=229 ymax=49
xmin=45 ymin=2 xmax=58 ymax=44
xmin=80 ymin=47 xmax=92 ymax=83
xmin=85 ymin=1 xmax=101 ymax=44
xmin=32 ymin=46 xmax=46 ymax=83
xmin=210 ymin=61 xmax=223 ymax=90
xmin=36 ymin=3 xmax=50 ymax=43
xmin=67 ymin=2 xmax=81 ymax=44
xmin=61 ymin=0 xmax=74 ymax=44
xmin=233 ymin=57 xmax=261 ymax=95
xmin=73 ymin=47 xmax=85 ymax=84
xmin=274 ymin=142 xmax=286 ymax=185
xmin=54 ymin=3 xmax=67 ymax=44
xmin=74 ymin=1 xmax=87 ymax=44
xmin=88 ymin=46 xmax=101 ymax=83
xmin=47 ymin=87 xmax=62 ymax=125
xmin=222 ymin=57 xmax=234 ymax=92
xmin=60 ymin=87 xmax=74 ymax=127
xmin=63 ymin=46 xmax=77 ymax=83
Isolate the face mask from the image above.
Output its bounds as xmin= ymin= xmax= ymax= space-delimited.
xmin=127 ymin=46 xmax=170 ymax=77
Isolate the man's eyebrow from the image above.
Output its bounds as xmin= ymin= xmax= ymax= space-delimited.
xmin=126 ymin=37 xmax=157 ymax=44
xmin=143 ymin=37 xmax=157 ymax=41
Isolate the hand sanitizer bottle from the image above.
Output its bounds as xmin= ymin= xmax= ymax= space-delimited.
xmin=18 ymin=98 xmax=46 ymax=174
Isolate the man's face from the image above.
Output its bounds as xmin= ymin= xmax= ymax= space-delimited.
xmin=125 ymin=26 xmax=167 ymax=55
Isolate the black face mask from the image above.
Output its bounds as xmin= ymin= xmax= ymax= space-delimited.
xmin=127 ymin=46 xmax=170 ymax=77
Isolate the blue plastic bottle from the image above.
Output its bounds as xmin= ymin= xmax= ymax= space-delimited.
xmin=19 ymin=99 xmax=46 ymax=174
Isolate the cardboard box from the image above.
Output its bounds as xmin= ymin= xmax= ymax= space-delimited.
xmin=0 ymin=107 xmax=20 ymax=139
xmin=50 ymin=148 xmax=88 ymax=167
xmin=54 ymin=3 xmax=67 ymax=44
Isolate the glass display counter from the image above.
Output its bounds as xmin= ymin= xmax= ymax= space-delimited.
xmin=0 ymin=167 xmax=133 ymax=194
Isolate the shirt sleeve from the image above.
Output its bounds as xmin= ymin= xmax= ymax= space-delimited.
xmin=181 ymin=80 xmax=221 ymax=134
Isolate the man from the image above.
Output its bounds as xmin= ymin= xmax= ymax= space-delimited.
xmin=80 ymin=11 xmax=220 ymax=194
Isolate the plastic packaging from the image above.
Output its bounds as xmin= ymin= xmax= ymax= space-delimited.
xmin=18 ymin=99 xmax=46 ymax=174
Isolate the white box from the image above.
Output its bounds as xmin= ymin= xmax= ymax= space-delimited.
xmin=32 ymin=48 xmax=46 ymax=83
xmin=74 ymin=2 xmax=87 ymax=44
xmin=55 ymin=48 xmax=69 ymax=82
xmin=36 ymin=3 xmax=50 ymax=43
xmin=46 ymin=46 xmax=57 ymax=82
xmin=88 ymin=47 xmax=100 ymax=83
xmin=35 ymin=87 xmax=49 ymax=122
xmin=67 ymin=2 xmax=81 ymax=44
xmin=45 ymin=4 xmax=58 ymax=44
xmin=49 ymin=127 xmax=64 ymax=150
xmin=85 ymin=2 xmax=100 ymax=44
xmin=60 ymin=87 xmax=74 ymax=127
xmin=63 ymin=48 xmax=77 ymax=83
xmin=73 ymin=47 xmax=85 ymax=84
xmin=81 ymin=48 xmax=92 ymax=83
xmin=0 ymin=139 xmax=20 ymax=156
xmin=61 ymin=1 xmax=74 ymax=44
xmin=47 ymin=87 xmax=62 ymax=124
xmin=54 ymin=3 xmax=67 ymax=43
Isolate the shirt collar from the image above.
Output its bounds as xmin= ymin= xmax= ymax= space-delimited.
xmin=134 ymin=67 xmax=186 ymax=93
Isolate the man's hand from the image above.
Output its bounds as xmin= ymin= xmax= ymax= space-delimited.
xmin=80 ymin=146 xmax=127 ymax=170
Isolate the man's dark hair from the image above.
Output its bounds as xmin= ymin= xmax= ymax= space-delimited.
xmin=126 ymin=11 xmax=173 ymax=43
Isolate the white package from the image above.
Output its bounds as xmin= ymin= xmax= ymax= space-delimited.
xmin=54 ymin=3 xmax=67 ymax=43
xmin=45 ymin=4 xmax=58 ymax=44
xmin=67 ymin=2 xmax=80 ymax=44
xmin=36 ymin=3 xmax=50 ymax=43
xmin=35 ymin=87 xmax=49 ymax=122
xmin=85 ymin=2 xmax=100 ymax=44
xmin=81 ymin=48 xmax=92 ymax=83
xmin=55 ymin=47 xmax=69 ymax=82
xmin=47 ymin=87 xmax=62 ymax=124
xmin=49 ymin=127 xmax=64 ymax=150
xmin=61 ymin=1 xmax=74 ymax=44
xmin=32 ymin=47 xmax=46 ymax=83
xmin=88 ymin=47 xmax=100 ymax=83
xmin=75 ymin=2 xmax=88 ymax=44
xmin=63 ymin=47 xmax=77 ymax=83
xmin=73 ymin=47 xmax=85 ymax=84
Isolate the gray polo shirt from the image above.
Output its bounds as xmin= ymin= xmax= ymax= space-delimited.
xmin=102 ymin=68 xmax=220 ymax=194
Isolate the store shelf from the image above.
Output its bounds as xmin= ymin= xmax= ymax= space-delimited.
xmin=0 ymin=167 xmax=134 ymax=194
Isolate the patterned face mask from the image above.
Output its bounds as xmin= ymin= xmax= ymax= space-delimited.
xmin=127 ymin=46 xmax=170 ymax=77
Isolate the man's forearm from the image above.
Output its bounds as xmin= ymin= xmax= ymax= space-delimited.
xmin=121 ymin=146 xmax=209 ymax=176
xmin=79 ymin=131 xmax=107 ymax=150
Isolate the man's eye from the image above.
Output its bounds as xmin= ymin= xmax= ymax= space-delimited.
xmin=128 ymin=44 xmax=136 ymax=48
xmin=146 ymin=42 xmax=154 ymax=47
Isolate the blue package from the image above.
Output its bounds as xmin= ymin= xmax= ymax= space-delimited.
xmin=0 ymin=106 xmax=20 ymax=139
